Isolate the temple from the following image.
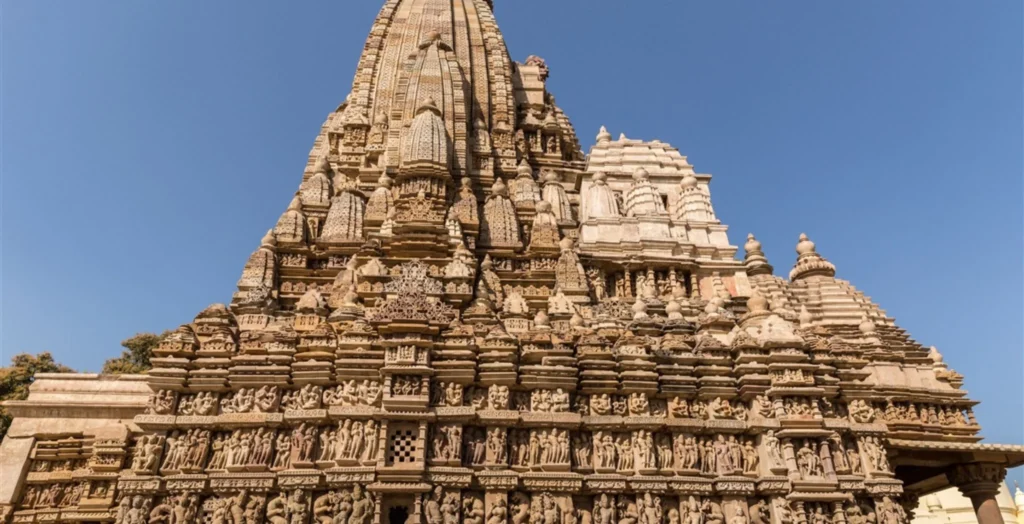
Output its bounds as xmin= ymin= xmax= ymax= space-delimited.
xmin=2 ymin=1 xmax=1022 ymax=524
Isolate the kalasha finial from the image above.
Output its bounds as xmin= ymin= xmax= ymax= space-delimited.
xmin=481 ymin=254 xmax=494 ymax=271
xmin=680 ymin=172 xmax=698 ymax=189
xmin=632 ymin=167 xmax=650 ymax=182
xmin=416 ymin=96 xmax=442 ymax=116
xmin=745 ymin=233 xmax=761 ymax=253
xmin=743 ymin=233 xmax=773 ymax=276
xmin=490 ymin=177 xmax=509 ymax=197
xmin=517 ymin=159 xmax=533 ymax=177
xmin=596 ymin=126 xmax=612 ymax=144
xmin=796 ymin=233 xmax=816 ymax=255
xmin=789 ymin=232 xmax=836 ymax=281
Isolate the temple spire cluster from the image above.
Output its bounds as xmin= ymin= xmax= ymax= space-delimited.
xmin=3 ymin=1 xmax=1022 ymax=524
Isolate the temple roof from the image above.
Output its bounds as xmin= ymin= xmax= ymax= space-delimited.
xmin=587 ymin=130 xmax=701 ymax=180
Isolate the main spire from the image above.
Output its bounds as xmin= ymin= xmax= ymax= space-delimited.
xmin=309 ymin=0 xmax=585 ymax=190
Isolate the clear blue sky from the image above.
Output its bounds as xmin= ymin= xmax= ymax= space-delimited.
xmin=2 ymin=0 xmax=1021 ymax=480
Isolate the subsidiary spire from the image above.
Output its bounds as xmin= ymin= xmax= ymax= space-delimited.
xmin=789 ymin=233 xmax=836 ymax=281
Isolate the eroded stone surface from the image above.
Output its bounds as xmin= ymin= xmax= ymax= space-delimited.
xmin=2 ymin=1 xmax=1022 ymax=524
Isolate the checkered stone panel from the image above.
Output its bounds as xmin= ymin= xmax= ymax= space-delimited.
xmin=386 ymin=423 xmax=419 ymax=465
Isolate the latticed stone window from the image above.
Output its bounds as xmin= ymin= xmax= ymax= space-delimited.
xmin=385 ymin=422 xmax=420 ymax=466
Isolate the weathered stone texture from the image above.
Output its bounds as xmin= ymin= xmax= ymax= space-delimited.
xmin=2 ymin=1 xmax=1022 ymax=524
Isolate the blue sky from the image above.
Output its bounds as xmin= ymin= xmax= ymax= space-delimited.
xmin=2 ymin=0 xmax=1021 ymax=481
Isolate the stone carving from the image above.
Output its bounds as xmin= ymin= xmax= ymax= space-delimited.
xmin=530 ymin=201 xmax=563 ymax=250
xmin=320 ymin=177 xmax=365 ymax=243
xmin=463 ymin=493 xmax=486 ymax=524
xmin=131 ymin=435 xmax=165 ymax=474
xmin=849 ymin=399 xmax=875 ymax=423
xmin=425 ymin=486 xmax=447 ymax=524
xmin=433 ymin=382 xmax=466 ymax=407
xmin=486 ymin=385 xmax=510 ymax=410
xmin=115 ymin=495 xmax=152 ymax=524
xmin=147 ymin=390 xmax=177 ymax=415
xmin=220 ymin=386 xmax=280 ymax=414
xmin=321 ymin=419 xmax=375 ymax=463
xmin=311 ymin=485 xmax=374 ymax=524
xmin=489 ymin=499 xmax=509 ymax=524
xmin=221 ymin=428 xmax=277 ymax=470
xmin=366 ymin=174 xmax=395 ymax=223
xmin=206 ymin=491 xmax=259 ymax=524
xmin=763 ymin=431 xmax=784 ymax=470
xmin=6 ymin=3 xmax=1013 ymax=521
xmin=580 ymin=172 xmax=620 ymax=221
xmin=486 ymin=427 xmax=508 ymax=465
xmin=623 ymin=168 xmax=667 ymax=217
xmin=289 ymin=423 xmax=319 ymax=465
xmin=573 ymin=432 xmax=593 ymax=468
xmin=482 ymin=178 xmax=522 ymax=249
xmin=161 ymin=429 xmax=211 ymax=472
xmin=861 ymin=436 xmax=891 ymax=474
xmin=266 ymin=490 xmax=309 ymax=524
xmin=796 ymin=440 xmax=825 ymax=479
xmin=531 ymin=389 xmax=570 ymax=413
xmin=431 ymin=423 xmax=463 ymax=462
xmin=392 ymin=375 xmax=424 ymax=396
xmin=282 ymin=384 xmax=323 ymax=410
xmin=323 ymin=380 xmax=383 ymax=407
xmin=748 ymin=501 xmax=768 ymax=524
xmin=177 ymin=392 xmax=218 ymax=416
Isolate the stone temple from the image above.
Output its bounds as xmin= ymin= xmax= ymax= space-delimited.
xmin=2 ymin=1 xmax=1022 ymax=524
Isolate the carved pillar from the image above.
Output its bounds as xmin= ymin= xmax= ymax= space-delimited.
xmin=947 ymin=463 xmax=1008 ymax=524
xmin=782 ymin=439 xmax=800 ymax=481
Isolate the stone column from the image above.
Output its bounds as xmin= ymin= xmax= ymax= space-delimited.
xmin=947 ymin=463 xmax=1008 ymax=524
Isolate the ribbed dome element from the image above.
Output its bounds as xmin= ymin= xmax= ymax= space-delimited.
xmin=402 ymin=98 xmax=450 ymax=172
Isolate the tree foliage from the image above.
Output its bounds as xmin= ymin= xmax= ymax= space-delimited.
xmin=0 ymin=352 xmax=73 ymax=441
xmin=101 ymin=332 xmax=168 ymax=375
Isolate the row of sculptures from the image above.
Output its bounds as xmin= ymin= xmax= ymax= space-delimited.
xmin=17 ymin=481 xmax=910 ymax=524
xmin=147 ymin=388 xmax=975 ymax=430
xmin=112 ymin=485 xmax=373 ymax=524
xmin=23 ymin=486 xmax=906 ymax=524
xmin=126 ymin=422 xmax=890 ymax=478
xmin=420 ymin=490 xmax=909 ymax=524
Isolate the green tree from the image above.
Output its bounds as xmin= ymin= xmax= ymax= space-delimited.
xmin=101 ymin=332 xmax=168 ymax=375
xmin=0 ymin=352 xmax=73 ymax=441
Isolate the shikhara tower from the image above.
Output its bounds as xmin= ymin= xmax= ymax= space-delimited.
xmin=2 ymin=2 xmax=1022 ymax=524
